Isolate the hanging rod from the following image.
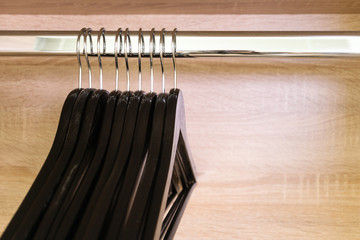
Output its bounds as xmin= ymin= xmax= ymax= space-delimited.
xmin=0 ymin=31 xmax=360 ymax=58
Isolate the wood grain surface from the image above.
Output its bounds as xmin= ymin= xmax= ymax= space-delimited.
xmin=1 ymin=14 xmax=360 ymax=239
xmin=0 ymin=0 xmax=360 ymax=14
xmin=1 ymin=14 xmax=360 ymax=31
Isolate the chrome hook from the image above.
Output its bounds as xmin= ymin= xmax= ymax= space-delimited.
xmin=76 ymin=28 xmax=86 ymax=89
xmin=160 ymin=28 xmax=166 ymax=93
xmin=149 ymin=28 xmax=155 ymax=93
xmin=114 ymin=28 xmax=123 ymax=91
xmin=172 ymin=28 xmax=177 ymax=90
xmin=124 ymin=28 xmax=132 ymax=91
xmin=84 ymin=28 xmax=93 ymax=88
xmin=97 ymin=28 xmax=106 ymax=89
xmin=138 ymin=28 xmax=145 ymax=91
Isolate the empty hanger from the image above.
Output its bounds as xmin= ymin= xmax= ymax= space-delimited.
xmin=142 ymin=88 xmax=196 ymax=240
xmin=73 ymin=28 xmax=132 ymax=239
xmin=1 ymin=88 xmax=82 ymax=240
xmin=105 ymin=28 xmax=158 ymax=239
xmin=160 ymin=30 xmax=197 ymax=238
xmin=0 ymin=27 xmax=90 ymax=239
xmin=8 ymin=28 xmax=97 ymax=240
xmin=118 ymin=28 xmax=170 ymax=239
xmin=80 ymin=28 xmax=145 ymax=240
xmin=45 ymin=28 xmax=121 ymax=240
xmin=142 ymin=28 xmax=196 ymax=240
xmin=2 ymin=27 xmax=196 ymax=240
xmin=33 ymin=28 xmax=110 ymax=239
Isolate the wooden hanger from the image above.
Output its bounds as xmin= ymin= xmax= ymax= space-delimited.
xmin=0 ymin=88 xmax=82 ymax=240
xmin=119 ymin=93 xmax=168 ymax=239
xmin=46 ymin=28 xmax=119 ymax=239
xmin=51 ymin=90 xmax=121 ymax=240
xmin=105 ymin=91 xmax=157 ymax=238
xmin=142 ymin=89 xmax=197 ymax=240
xmin=33 ymin=89 xmax=108 ymax=239
xmin=10 ymin=87 xmax=95 ymax=240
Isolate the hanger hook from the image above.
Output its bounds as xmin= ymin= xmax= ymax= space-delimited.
xmin=97 ymin=28 xmax=106 ymax=90
xmin=138 ymin=28 xmax=145 ymax=91
xmin=84 ymin=28 xmax=93 ymax=88
xmin=172 ymin=28 xmax=177 ymax=90
xmin=77 ymin=28 xmax=86 ymax=89
xmin=160 ymin=28 xmax=166 ymax=93
xmin=124 ymin=28 xmax=132 ymax=91
xmin=115 ymin=28 xmax=123 ymax=91
xmin=149 ymin=28 xmax=155 ymax=93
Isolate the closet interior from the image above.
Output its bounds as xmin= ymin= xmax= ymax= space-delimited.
xmin=1 ymin=1 xmax=360 ymax=239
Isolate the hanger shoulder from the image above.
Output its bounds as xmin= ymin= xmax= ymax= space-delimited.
xmin=143 ymin=89 xmax=197 ymax=240
xmin=10 ymin=88 xmax=95 ymax=240
xmin=33 ymin=89 xmax=109 ymax=239
xmin=81 ymin=91 xmax=144 ymax=239
xmin=73 ymin=90 xmax=131 ymax=238
xmin=142 ymin=90 xmax=179 ymax=240
xmin=120 ymin=92 xmax=168 ymax=239
xmin=48 ymin=90 xmax=119 ymax=240
xmin=106 ymin=92 xmax=157 ymax=239
xmin=1 ymin=88 xmax=82 ymax=240
xmin=162 ymin=89 xmax=196 ymax=239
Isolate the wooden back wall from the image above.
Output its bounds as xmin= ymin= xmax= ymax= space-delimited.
xmin=1 ymin=14 xmax=360 ymax=239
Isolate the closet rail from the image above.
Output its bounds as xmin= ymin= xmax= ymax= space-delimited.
xmin=0 ymin=31 xmax=360 ymax=57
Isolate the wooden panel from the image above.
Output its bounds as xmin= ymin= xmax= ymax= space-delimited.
xmin=1 ymin=0 xmax=360 ymax=14
xmin=1 ymin=14 xmax=360 ymax=239
xmin=1 ymin=56 xmax=360 ymax=239
xmin=1 ymin=14 xmax=360 ymax=31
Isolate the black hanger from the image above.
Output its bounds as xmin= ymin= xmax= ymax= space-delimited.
xmin=142 ymin=89 xmax=196 ymax=240
xmin=81 ymin=90 xmax=144 ymax=239
xmin=81 ymin=28 xmax=146 ymax=239
xmin=73 ymin=90 xmax=132 ymax=239
xmin=162 ymin=134 xmax=196 ymax=239
xmin=3 ymin=27 xmax=196 ymax=240
xmin=161 ymin=155 xmax=185 ymax=234
xmin=0 ymin=88 xmax=82 ymax=240
xmin=104 ymin=27 xmax=158 ymax=239
xmin=44 ymin=29 xmax=111 ymax=238
xmin=48 ymin=90 xmax=121 ymax=240
xmin=32 ymin=88 xmax=109 ymax=239
xmin=161 ymin=89 xmax=196 ymax=239
xmin=33 ymin=89 xmax=109 ymax=239
xmin=104 ymin=91 xmax=157 ymax=239
xmin=9 ymin=88 xmax=95 ymax=240
xmin=31 ymin=28 xmax=109 ymax=239
xmin=118 ymin=92 xmax=168 ymax=239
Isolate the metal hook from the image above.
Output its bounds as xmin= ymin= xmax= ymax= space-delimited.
xmin=76 ymin=28 xmax=86 ymax=89
xmin=149 ymin=28 xmax=155 ymax=93
xmin=172 ymin=28 xmax=177 ymax=90
xmin=138 ymin=28 xmax=145 ymax=91
xmin=160 ymin=28 xmax=166 ymax=93
xmin=97 ymin=28 xmax=106 ymax=90
xmin=114 ymin=28 xmax=123 ymax=91
xmin=124 ymin=28 xmax=132 ymax=91
xmin=84 ymin=28 xmax=93 ymax=88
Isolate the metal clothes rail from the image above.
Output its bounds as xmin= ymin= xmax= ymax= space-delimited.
xmin=0 ymin=31 xmax=360 ymax=58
